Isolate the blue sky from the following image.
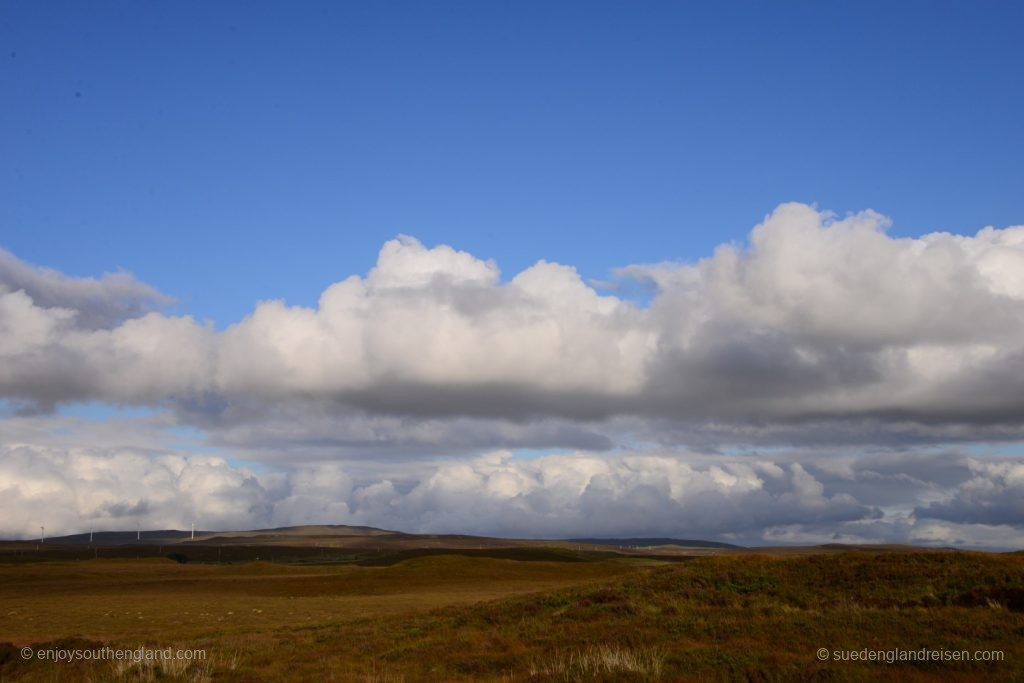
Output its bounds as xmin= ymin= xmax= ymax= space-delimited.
xmin=3 ymin=1 xmax=1022 ymax=324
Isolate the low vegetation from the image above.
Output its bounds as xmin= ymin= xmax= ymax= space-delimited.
xmin=1 ymin=550 xmax=1022 ymax=681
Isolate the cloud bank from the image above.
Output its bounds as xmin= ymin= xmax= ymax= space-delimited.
xmin=2 ymin=442 xmax=1022 ymax=548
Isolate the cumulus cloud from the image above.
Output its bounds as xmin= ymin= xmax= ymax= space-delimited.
xmin=0 ymin=445 xmax=270 ymax=537
xmin=915 ymin=459 xmax=1024 ymax=526
xmin=0 ymin=296 xmax=214 ymax=410
xmin=3 ymin=204 xmax=1024 ymax=448
xmin=0 ymin=248 xmax=173 ymax=329
xmin=213 ymin=236 xmax=649 ymax=411
xmin=360 ymin=451 xmax=871 ymax=540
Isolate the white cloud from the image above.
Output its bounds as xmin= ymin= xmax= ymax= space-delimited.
xmin=2 ymin=204 xmax=1024 ymax=446
xmin=371 ymin=452 xmax=869 ymax=540
xmin=0 ymin=445 xmax=269 ymax=537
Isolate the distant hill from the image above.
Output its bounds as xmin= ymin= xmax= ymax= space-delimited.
xmin=241 ymin=524 xmax=391 ymax=536
xmin=28 ymin=526 xmax=740 ymax=552
xmin=36 ymin=525 xmax=391 ymax=546
xmin=43 ymin=529 xmax=196 ymax=545
xmin=570 ymin=537 xmax=742 ymax=549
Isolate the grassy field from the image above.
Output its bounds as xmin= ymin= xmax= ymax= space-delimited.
xmin=1 ymin=550 xmax=1022 ymax=681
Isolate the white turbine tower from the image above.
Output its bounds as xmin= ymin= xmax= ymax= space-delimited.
xmin=40 ymin=525 xmax=44 ymax=543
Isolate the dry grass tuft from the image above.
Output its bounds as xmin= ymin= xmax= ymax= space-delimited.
xmin=362 ymin=660 xmax=406 ymax=682
xmin=528 ymin=644 xmax=664 ymax=679
xmin=107 ymin=649 xmax=239 ymax=682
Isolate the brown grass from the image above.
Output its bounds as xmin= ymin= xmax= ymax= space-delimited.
xmin=2 ymin=551 xmax=1023 ymax=681
xmin=0 ymin=555 xmax=635 ymax=643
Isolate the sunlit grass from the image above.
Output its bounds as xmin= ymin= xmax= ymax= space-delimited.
xmin=528 ymin=645 xmax=664 ymax=679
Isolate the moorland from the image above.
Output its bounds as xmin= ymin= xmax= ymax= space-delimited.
xmin=1 ymin=526 xmax=1021 ymax=681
